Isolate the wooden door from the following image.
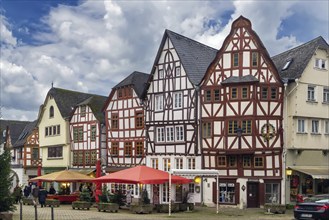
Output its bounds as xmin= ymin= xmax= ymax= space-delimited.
xmin=247 ymin=182 xmax=259 ymax=208
xmin=152 ymin=184 xmax=159 ymax=205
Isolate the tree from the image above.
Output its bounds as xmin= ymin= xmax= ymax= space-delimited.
xmin=0 ymin=148 xmax=15 ymax=212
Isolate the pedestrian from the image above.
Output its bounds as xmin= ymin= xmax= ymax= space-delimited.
xmin=13 ymin=185 xmax=22 ymax=204
xmin=38 ymin=187 xmax=48 ymax=207
xmin=31 ymin=185 xmax=39 ymax=205
xmin=49 ymin=185 xmax=56 ymax=195
xmin=23 ymin=186 xmax=30 ymax=198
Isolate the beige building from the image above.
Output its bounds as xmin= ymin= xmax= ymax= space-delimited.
xmin=273 ymin=37 xmax=329 ymax=204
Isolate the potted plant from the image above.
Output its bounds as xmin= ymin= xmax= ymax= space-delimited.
xmin=130 ymin=189 xmax=153 ymax=214
xmin=72 ymin=186 xmax=92 ymax=210
xmin=97 ymin=185 xmax=119 ymax=212
xmin=0 ymin=149 xmax=16 ymax=220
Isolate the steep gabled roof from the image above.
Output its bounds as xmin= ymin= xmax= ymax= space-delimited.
xmin=13 ymin=120 xmax=38 ymax=148
xmin=166 ymin=30 xmax=218 ymax=85
xmin=0 ymin=120 xmax=31 ymax=146
xmin=74 ymin=95 xmax=107 ymax=123
xmin=47 ymin=87 xmax=101 ymax=120
xmin=113 ymin=71 xmax=149 ymax=99
xmin=272 ymin=36 xmax=329 ymax=82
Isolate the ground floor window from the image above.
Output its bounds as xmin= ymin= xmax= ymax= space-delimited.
xmin=219 ymin=182 xmax=235 ymax=204
xmin=265 ymin=183 xmax=280 ymax=203
xmin=162 ymin=183 xmax=169 ymax=203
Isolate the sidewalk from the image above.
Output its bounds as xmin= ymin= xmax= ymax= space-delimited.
xmin=12 ymin=204 xmax=295 ymax=220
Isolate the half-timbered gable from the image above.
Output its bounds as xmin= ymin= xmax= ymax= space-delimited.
xmin=200 ymin=16 xmax=284 ymax=207
xmin=69 ymin=95 xmax=107 ymax=169
xmin=103 ymin=71 xmax=149 ymax=170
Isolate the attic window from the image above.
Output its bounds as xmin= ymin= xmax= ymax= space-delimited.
xmin=282 ymin=59 xmax=292 ymax=71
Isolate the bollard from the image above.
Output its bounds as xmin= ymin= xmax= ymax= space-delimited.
xmin=51 ymin=205 xmax=54 ymax=220
xmin=34 ymin=204 xmax=38 ymax=220
xmin=19 ymin=201 xmax=22 ymax=220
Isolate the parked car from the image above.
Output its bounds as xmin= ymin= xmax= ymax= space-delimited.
xmin=294 ymin=194 xmax=329 ymax=220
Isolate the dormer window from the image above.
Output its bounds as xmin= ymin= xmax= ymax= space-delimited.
xmin=282 ymin=59 xmax=292 ymax=71
xmin=49 ymin=106 xmax=54 ymax=118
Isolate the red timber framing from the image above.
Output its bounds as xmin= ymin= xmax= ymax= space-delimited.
xmin=69 ymin=104 xmax=102 ymax=168
xmin=200 ymin=16 xmax=284 ymax=206
xmin=103 ymin=72 xmax=148 ymax=169
xmin=24 ymin=128 xmax=41 ymax=168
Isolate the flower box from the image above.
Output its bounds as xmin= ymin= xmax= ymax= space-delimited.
xmin=97 ymin=203 xmax=119 ymax=212
xmin=22 ymin=198 xmax=34 ymax=206
xmin=45 ymin=199 xmax=60 ymax=207
xmin=130 ymin=204 xmax=153 ymax=214
xmin=72 ymin=201 xmax=92 ymax=210
xmin=155 ymin=203 xmax=179 ymax=213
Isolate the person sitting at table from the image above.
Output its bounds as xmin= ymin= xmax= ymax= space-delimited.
xmin=48 ymin=185 xmax=56 ymax=195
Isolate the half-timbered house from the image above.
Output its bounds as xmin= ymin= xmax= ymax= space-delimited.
xmin=200 ymin=16 xmax=284 ymax=208
xmin=69 ymin=95 xmax=107 ymax=172
xmin=144 ymin=30 xmax=217 ymax=204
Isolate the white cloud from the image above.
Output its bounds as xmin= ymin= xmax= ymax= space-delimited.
xmin=0 ymin=15 xmax=17 ymax=46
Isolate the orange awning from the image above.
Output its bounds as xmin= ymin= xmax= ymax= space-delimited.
xmin=29 ymin=169 xmax=95 ymax=182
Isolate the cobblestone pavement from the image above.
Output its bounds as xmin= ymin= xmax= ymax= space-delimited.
xmin=12 ymin=204 xmax=295 ymax=220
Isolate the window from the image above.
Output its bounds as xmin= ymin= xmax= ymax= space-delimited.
xmin=204 ymin=89 xmax=220 ymax=102
xmin=49 ymin=106 xmax=54 ymax=118
xmin=325 ymin=121 xmax=329 ymax=134
xmin=162 ymin=183 xmax=169 ymax=203
xmin=231 ymin=87 xmax=238 ymax=99
xmin=166 ymin=127 xmax=174 ymax=142
xmin=251 ymin=52 xmax=258 ymax=67
xmin=57 ymin=125 xmax=60 ymax=135
xmin=31 ymin=148 xmax=39 ymax=160
xmin=73 ymin=127 xmax=83 ymax=142
xmin=91 ymin=150 xmax=96 ymax=164
xmin=271 ymin=87 xmax=277 ymax=99
xmin=151 ymin=158 xmax=158 ymax=169
xmin=307 ymin=86 xmax=315 ymax=101
xmin=187 ymin=158 xmax=195 ymax=169
xmin=163 ymin=158 xmax=171 ymax=172
xmin=174 ymin=92 xmax=182 ymax=109
xmin=323 ymin=88 xmax=329 ymax=103
xmin=254 ymin=156 xmax=264 ymax=168
xmin=282 ymin=59 xmax=292 ymax=71
xmin=315 ymin=58 xmax=327 ymax=69
xmin=73 ymin=151 xmax=78 ymax=165
xmin=242 ymin=120 xmax=252 ymax=134
xmin=228 ymin=120 xmax=238 ymax=135
xmin=204 ymin=90 xmax=212 ymax=102
xmin=48 ymin=146 xmax=63 ymax=158
xmin=243 ymin=155 xmax=251 ymax=168
xmin=157 ymin=127 xmax=165 ymax=142
xmin=175 ymin=66 xmax=181 ymax=77
xmin=85 ymin=151 xmax=90 ymax=165
xmin=242 ymin=87 xmax=249 ymax=99
xmin=188 ymin=183 xmax=195 ymax=193
xmin=175 ymin=125 xmax=184 ymax=141
xmin=111 ymin=142 xmax=119 ymax=156
xmin=214 ymin=89 xmax=220 ymax=101
xmin=297 ymin=119 xmax=305 ymax=133
xmin=175 ymin=158 xmax=183 ymax=169
xmin=91 ymin=125 xmax=96 ymax=141
xmin=135 ymin=141 xmax=143 ymax=156
xmin=135 ymin=111 xmax=144 ymax=129
xmin=311 ymin=120 xmax=319 ymax=134
xmin=219 ymin=182 xmax=235 ymax=204
xmin=124 ymin=142 xmax=132 ymax=157
xmin=111 ymin=113 xmax=119 ymax=129
xmin=228 ymin=156 xmax=237 ymax=167
xmin=45 ymin=127 xmax=48 ymax=136
xmin=80 ymin=105 xmax=86 ymax=117
xmin=202 ymin=122 xmax=212 ymax=138
xmin=45 ymin=125 xmax=60 ymax=137
xmin=155 ymin=94 xmax=163 ymax=111
xmin=217 ymin=156 xmax=226 ymax=167
xmin=261 ymin=87 xmax=268 ymax=99
xmin=118 ymin=88 xmax=123 ymax=98
xmin=159 ymin=69 xmax=164 ymax=79
xmin=233 ymin=53 xmax=239 ymax=67
xmin=265 ymin=183 xmax=280 ymax=203
xmin=78 ymin=151 xmax=83 ymax=164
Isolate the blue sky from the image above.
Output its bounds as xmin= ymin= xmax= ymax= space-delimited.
xmin=0 ymin=0 xmax=328 ymax=121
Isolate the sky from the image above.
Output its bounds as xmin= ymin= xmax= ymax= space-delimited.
xmin=0 ymin=0 xmax=328 ymax=121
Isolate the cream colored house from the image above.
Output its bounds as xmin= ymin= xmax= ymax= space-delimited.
xmin=37 ymin=87 xmax=99 ymax=175
xmin=273 ymin=37 xmax=329 ymax=204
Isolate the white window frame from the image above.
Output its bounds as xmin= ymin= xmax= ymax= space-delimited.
xmin=156 ymin=127 xmax=165 ymax=143
xmin=175 ymin=125 xmax=184 ymax=141
xmin=187 ymin=157 xmax=196 ymax=170
xmin=311 ymin=120 xmax=319 ymax=134
xmin=175 ymin=158 xmax=183 ymax=169
xmin=163 ymin=158 xmax=171 ymax=172
xmin=151 ymin=158 xmax=158 ymax=169
xmin=323 ymin=87 xmax=329 ymax=103
xmin=155 ymin=94 xmax=163 ymax=111
xmin=166 ymin=126 xmax=174 ymax=142
xmin=307 ymin=85 xmax=316 ymax=101
xmin=162 ymin=183 xmax=169 ymax=203
xmin=297 ymin=119 xmax=305 ymax=133
xmin=315 ymin=58 xmax=327 ymax=70
xmin=173 ymin=92 xmax=183 ymax=109
xmin=325 ymin=120 xmax=329 ymax=134
xmin=175 ymin=66 xmax=181 ymax=77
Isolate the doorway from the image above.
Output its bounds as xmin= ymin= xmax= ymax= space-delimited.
xmin=247 ymin=182 xmax=259 ymax=208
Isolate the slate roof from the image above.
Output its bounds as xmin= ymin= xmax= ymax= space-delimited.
xmin=0 ymin=120 xmax=30 ymax=146
xmin=47 ymin=87 xmax=103 ymax=120
xmin=113 ymin=71 xmax=149 ymax=99
xmin=221 ymin=75 xmax=259 ymax=85
xmin=272 ymin=36 xmax=329 ymax=82
xmin=166 ymin=30 xmax=218 ymax=85
xmin=13 ymin=120 xmax=38 ymax=148
xmin=74 ymin=95 xmax=107 ymax=123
